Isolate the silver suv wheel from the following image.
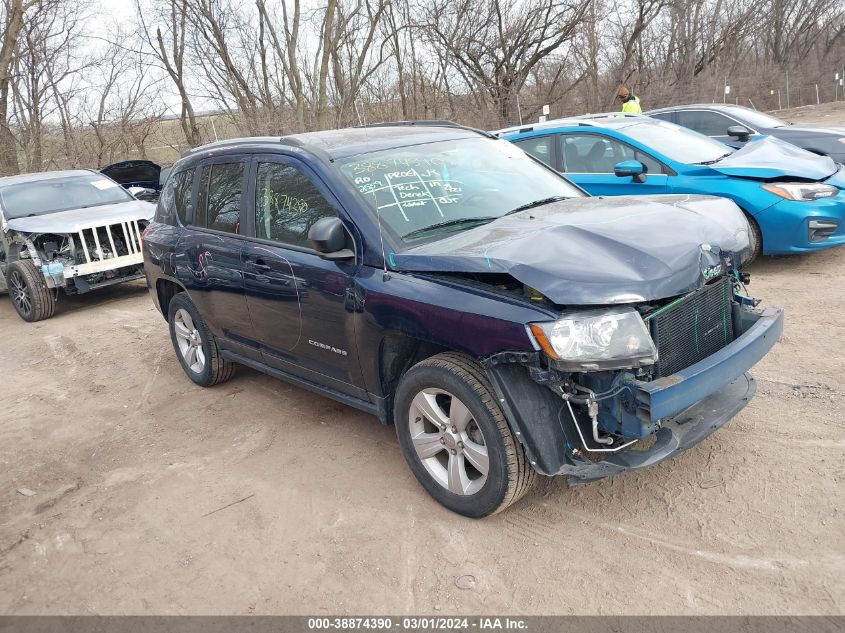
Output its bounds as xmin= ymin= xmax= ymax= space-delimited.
xmin=173 ymin=308 xmax=206 ymax=373
xmin=408 ymin=387 xmax=489 ymax=495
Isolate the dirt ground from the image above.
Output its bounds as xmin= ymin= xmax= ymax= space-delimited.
xmin=773 ymin=101 xmax=845 ymax=126
xmin=1 ymin=106 xmax=844 ymax=616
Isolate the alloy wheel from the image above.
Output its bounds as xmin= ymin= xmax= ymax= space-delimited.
xmin=408 ymin=388 xmax=489 ymax=495
xmin=9 ymin=271 xmax=31 ymax=318
xmin=173 ymin=308 xmax=206 ymax=373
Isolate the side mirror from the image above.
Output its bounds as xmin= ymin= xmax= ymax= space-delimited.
xmin=727 ymin=125 xmax=751 ymax=142
xmin=613 ymin=160 xmax=647 ymax=183
xmin=308 ymin=217 xmax=354 ymax=261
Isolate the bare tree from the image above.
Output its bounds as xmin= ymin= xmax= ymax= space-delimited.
xmin=135 ymin=0 xmax=202 ymax=147
xmin=256 ymin=0 xmax=306 ymax=130
xmin=420 ymin=0 xmax=590 ymax=125
xmin=10 ymin=0 xmax=89 ymax=171
xmin=0 ymin=0 xmax=37 ymax=174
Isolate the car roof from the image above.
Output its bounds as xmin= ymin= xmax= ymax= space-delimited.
xmin=647 ymin=103 xmax=754 ymax=115
xmin=0 ymin=169 xmax=97 ymax=187
xmin=182 ymin=123 xmax=485 ymax=162
xmin=494 ymin=113 xmax=660 ymax=137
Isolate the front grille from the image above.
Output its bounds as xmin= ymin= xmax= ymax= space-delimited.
xmin=76 ymin=222 xmax=142 ymax=263
xmin=647 ymin=276 xmax=734 ymax=378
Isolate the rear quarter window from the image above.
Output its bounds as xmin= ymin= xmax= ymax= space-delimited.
xmin=513 ymin=136 xmax=554 ymax=167
xmin=156 ymin=168 xmax=195 ymax=225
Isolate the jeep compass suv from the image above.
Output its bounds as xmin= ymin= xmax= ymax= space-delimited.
xmin=142 ymin=122 xmax=783 ymax=517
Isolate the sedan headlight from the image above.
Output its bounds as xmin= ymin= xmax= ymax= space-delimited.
xmin=761 ymin=182 xmax=838 ymax=201
xmin=529 ymin=307 xmax=658 ymax=371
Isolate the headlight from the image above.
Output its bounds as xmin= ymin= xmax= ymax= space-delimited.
xmin=761 ymin=182 xmax=838 ymax=201
xmin=529 ymin=307 xmax=657 ymax=371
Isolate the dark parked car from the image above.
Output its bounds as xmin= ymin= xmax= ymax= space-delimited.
xmin=141 ymin=123 xmax=783 ymax=517
xmin=647 ymin=104 xmax=845 ymax=163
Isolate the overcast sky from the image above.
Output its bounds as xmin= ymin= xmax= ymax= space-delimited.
xmin=92 ymin=0 xmax=209 ymax=114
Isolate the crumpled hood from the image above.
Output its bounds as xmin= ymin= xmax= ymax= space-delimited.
xmin=710 ymin=136 xmax=838 ymax=181
xmin=394 ymin=194 xmax=753 ymax=305
xmin=5 ymin=199 xmax=155 ymax=234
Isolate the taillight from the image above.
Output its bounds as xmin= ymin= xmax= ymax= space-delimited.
xmin=140 ymin=223 xmax=151 ymax=248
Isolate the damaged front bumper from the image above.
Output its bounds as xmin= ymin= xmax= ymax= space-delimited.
xmin=626 ymin=307 xmax=783 ymax=423
xmin=566 ymin=373 xmax=754 ymax=483
xmin=485 ymin=306 xmax=784 ymax=482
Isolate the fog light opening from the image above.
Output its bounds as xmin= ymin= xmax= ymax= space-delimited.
xmin=809 ymin=220 xmax=838 ymax=243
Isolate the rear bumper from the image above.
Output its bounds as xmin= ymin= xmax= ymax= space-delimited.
xmin=626 ymin=306 xmax=783 ymax=422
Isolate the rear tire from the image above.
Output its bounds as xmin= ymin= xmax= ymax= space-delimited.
xmin=167 ymin=292 xmax=236 ymax=387
xmin=394 ymin=352 xmax=535 ymax=517
xmin=6 ymin=260 xmax=56 ymax=322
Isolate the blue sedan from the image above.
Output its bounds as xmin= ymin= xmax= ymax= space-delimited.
xmin=496 ymin=115 xmax=845 ymax=258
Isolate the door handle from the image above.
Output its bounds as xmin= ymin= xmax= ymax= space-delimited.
xmin=249 ymin=259 xmax=272 ymax=273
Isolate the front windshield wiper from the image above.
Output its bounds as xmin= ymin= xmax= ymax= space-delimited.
xmin=506 ymin=195 xmax=569 ymax=215
xmin=402 ymin=216 xmax=499 ymax=240
xmin=401 ymin=195 xmax=572 ymax=240
xmin=696 ymin=152 xmax=733 ymax=165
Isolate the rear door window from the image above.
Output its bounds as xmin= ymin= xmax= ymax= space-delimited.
xmin=196 ymin=161 xmax=245 ymax=234
xmin=513 ymin=136 xmax=554 ymax=168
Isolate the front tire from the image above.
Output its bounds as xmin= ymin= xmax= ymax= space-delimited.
xmin=6 ymin=260 xmax=56 ymax=322
xmin=745 ymin=213 xmax=762 ymax=264
xmin=394 ymin=352 xmax=535 ymax=517
xmin=167 ymin=292 xmax=236 ymax=387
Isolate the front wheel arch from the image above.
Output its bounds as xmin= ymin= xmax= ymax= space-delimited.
xmin=742 ymin=210 xmax=763 ymax=264
xmin=393 ymin=351 xmax=536 ymax=517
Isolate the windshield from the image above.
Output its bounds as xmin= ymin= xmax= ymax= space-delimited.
xmin=622 ymin=121 xmax=734 ymax=164
xmin=338 ymin=137 xmax=584 ymax=244
xmin=727 ymin=107 xmax=788 ymax=129
xmin=0 ymin=173 xmax=133 ymax=220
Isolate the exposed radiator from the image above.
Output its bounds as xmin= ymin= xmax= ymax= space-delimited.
xmin=646 ymin=276 xmax=734 ymax=378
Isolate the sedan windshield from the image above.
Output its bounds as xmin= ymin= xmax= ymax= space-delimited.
xmin=0 ymin=173 xmax=133 ymax=220
xmin=622 ymin=121 xmax=734 ymax=164
xmin=726 ymin=107 xmax=788 ymax=129
xmin=338 ymin=137 xmax=584 ymax=244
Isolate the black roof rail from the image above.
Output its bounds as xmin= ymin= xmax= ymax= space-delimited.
xmin=356 ymin=119 xmax=497 ymax=140
xmin=278 ymin=136 xmax=306 ymax=147
xmin=181 ymin=136 xmax=285 ymax=157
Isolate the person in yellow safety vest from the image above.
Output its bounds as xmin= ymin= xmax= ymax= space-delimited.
xmin=617 ymin=85 xmax=642 ymax=113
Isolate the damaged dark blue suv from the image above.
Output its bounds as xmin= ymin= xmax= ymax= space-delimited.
xmin=142 ymin=122 xmax=784 ymax=517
